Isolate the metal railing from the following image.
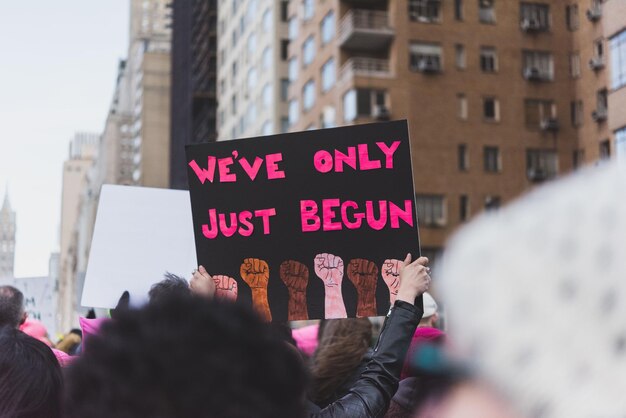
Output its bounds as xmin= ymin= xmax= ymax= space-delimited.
xmin=339 ymin=9 xmax=392 ymax=43
xmin=339 ymin=57 xmax=392 ymax=83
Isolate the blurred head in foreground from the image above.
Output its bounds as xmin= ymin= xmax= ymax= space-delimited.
xmin=63 ymin=295 xmax=307 ymax=418
xmin=0 ymin=327 xmax=62 ymax=418
xmin=439 ymin=162 xmax=626 ymax=417
xmin=0 ymin=285 xmax=26 ymax=328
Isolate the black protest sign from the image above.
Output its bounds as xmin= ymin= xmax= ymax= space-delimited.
xmin=185 ymin=120 xmax=420 ymax=321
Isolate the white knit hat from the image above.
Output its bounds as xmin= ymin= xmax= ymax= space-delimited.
xmin=422 ymin=292 xmax=438 ymax=318
xmin=439 ymin=161 xmax=626 ymax=418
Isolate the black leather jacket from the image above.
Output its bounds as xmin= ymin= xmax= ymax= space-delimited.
xmin=309 ymin=300 xmax=423 ymax=418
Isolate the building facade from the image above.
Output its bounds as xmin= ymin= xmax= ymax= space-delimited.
xmin=604 ymin=0 xmax=626 ymax=159
xmin=217 ymin=0 xmax=292 ymax=140
xmin=170 ymin=0 xmax=219 ymax=189
xmin=285 ymin=0 xmax=622 ymax=258
xmin=0 ymin=190 xmax=16 ymax=278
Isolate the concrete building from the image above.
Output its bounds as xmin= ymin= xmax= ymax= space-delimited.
xmin=0 ymin=189 xmax=16 ymax=278
xmin=57 ymin=133 xmax=99 ymax=332
xmin=170 ymin=0 xmax=219 ymax=189
xmin=285 ymin=0 xmax=623 ymax=258
xmin=604 ymin=0 xmax=626 ymax=159
xmin=217 ymin=0 xmax=292 ymax=140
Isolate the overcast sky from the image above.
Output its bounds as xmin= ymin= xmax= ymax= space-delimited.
xmin=0 ymin=1 xmax=129 ymax=277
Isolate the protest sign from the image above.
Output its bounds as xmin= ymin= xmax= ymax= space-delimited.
xmin=0 ymin=276 xmax=57 ymax=336
xmin=186 ymin=120 xmax=420 ymax=321
xmin=81 ymin=185 xmax=197 ymax=309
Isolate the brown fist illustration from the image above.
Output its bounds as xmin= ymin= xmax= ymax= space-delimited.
xmin=213 ymin=275 xmax=238 ymax=301
xmin=381 ymin=259 xmax=401 ymax=305
xmin=240 ymin=258 xmax=272 ymax=321
xmin=347 ymin=258 xmax=379 ymax=317
xmin=280 ymin=260 xmax=309 ymax=321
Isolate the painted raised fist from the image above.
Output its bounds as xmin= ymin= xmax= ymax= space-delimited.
xmin=240 ymin=258 xmax=272 ymax=322
xmin=213 ymin=274 xmax=238 ymax=301
xmin=280 ymin=260 xmax=309 ymax=321
xmin=347 ymin=258 xmax=379 ymax=317
xmin=381 ymin=259 xmax=402 ymax=305
xmin=314 ymin=253 xmax=347 ymax=319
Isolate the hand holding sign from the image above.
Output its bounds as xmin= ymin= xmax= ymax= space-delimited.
xmin=190 ymin=266 xmax=216 ymax=299
xmin=213 ymin=275 xmax=238 ymax=301
xmin=347 ymin=258 xmax=378 ymax=317
xmin=279 ymin=260 xmax=309 ymax=321
xmin=240 ymin=258 xmax=272 ymax=321
xmin=381 ymin=259 xmax=402 ymax=305
xmin=314 ymin=253 xmax=347 ymax=318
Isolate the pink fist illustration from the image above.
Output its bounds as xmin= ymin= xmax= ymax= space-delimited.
xmin=213 ymin=275 xmax=238 ymax=301
xmin=314 ymin=253 xmax=347 ymax=318
xmin=381 ymin=259 xmax=402 ymax=305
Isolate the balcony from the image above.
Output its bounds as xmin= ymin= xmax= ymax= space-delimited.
xmin=592 ymin=107 xmax=608 ymax=122
xmin=339 ymin=10 xmax=394 ymax=51
xmin=339 ymin=57 xmax=392 ymax=83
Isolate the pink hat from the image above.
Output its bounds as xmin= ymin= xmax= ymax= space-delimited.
xmin=292 ymin=324 xmax=319 ymax=357
xmin=19 ymin=319 xmax=52 ymax=347
xmin=400 ymin=326 xmax=445 ymax=379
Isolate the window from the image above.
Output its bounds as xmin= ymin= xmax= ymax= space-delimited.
xmin=616 ymin=127 xmax=626 ymax=160
xmin=247 ymin=67 xmax=258 ymax=90
xmin=569 ymin=52 xmax=581 ymax=78
xmin=610 ymin=30 xmax=626 ymax=89
xmin=573 ymin=149 xmax=585 ymax=169
xmin=524 ymin=99 xmax=555 ymax=128
xmin=289 ymin=17 xmax=299 ymax=40
xmin=246 ymin=0 xmax=258 ymax=25
xmin=409 ymin=0 xmax=442 ymax=22
xmin=523 ymin=51 xmax=554 ymax=81
xmin=479 ymin=0 xmax=496 ymax=23
xmin=526 ymin=149 xmax=558 ymax=181
xmin=280 ymin=0 xmax=289 ymax=22
xmin=289 ymin=99 xmax=299 ymax=125
xmin=455 ymin=44 xmax=466 ymax=69
xmin=416 ymin=195 xmax=446 ymax=226
xmin=343 ymin=88 xmax=386 ymax=122
xmin=409 ymin=43 xmax=442 ymax=72
xmin=321 ymin=106 xmax=336 ymax=128
xmin=480 ymin=47 xmax=497 ymax=72
xmin=232 ymin=60 xmax=238 ymax=79
xmin=599 ymin=140 xmax=611 ymax=160
xmin=263 ymin=8 xmax=272 ymax=32
xmin=262 ymin=120 xmax=273 ymax=136
xmin=484 ymin=196 xmax=501 ymax=210
xmin=566 ymin=4 xmax=578 ymax=31
xmin=457 ymin=93 xmax=468 ymax=120
xmin=280 ymin=78 xmax=290 ymax=101
xmin=321 ymin=58 xmax=336 ymax=92
xmin=520 ymin=3 xmax=550 ymax=31
xmin=247 ymin=32 xmax=257 ymax=55
xmin=246 ymin=103 xmax=257 ymax=126
xmin=483 ymin=97 xmax=499 ymax=121
xmin=262 ymin=83 xmax=272 ymax=107
xmin=570 ymin=100 xmax=583 ymax=127
xmin=231 ymin=94 xmax=237 ymax=116
xmin=303 ymin=36 xmax=315 ymax=67
xmin=459 ymin=195 xmax=470 ymax=221
xmin=281 ymin=39 xmax=290 ymax=61
xmin=594 ymin=38 xmax=605 ymax=59
xmin=597 ymin=88 xmax=608 ymax=113
xmin=458 ymin=144 xmax=469 ymax=170
xmin=232 ymin=28 xmax=238 ymax=47
xmin=288 ymin=58 xmax=298 ymax=81
xmin=303 ymin=0 xmax=314 ymax=21
xmin=303 ymin=80 xmax=315 ymax=111
xmin=455 ymin=0 xmax=464 ymax=20
xmin=262 ymin=47 xmax=272 ymax=70
xmin=321 ymin=11 xmax=335 ymax=45
xmin=281 ymin=117 xmax=290 ymax=133
xmin=483 ymin=146 xmax=501 ymax=172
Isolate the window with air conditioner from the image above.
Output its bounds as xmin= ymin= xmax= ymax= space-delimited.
xmin=479 ymin=0 xmax=496 ymax=23
xmin=526 ymin=149 xmax=558 ymax=181
xmin=480 ymin=47 xmax=497 ymax=72
xmin=409 ymin=0 xmax=441 ymax=23
xmin=343 ymin=88 xmax=387 ymax=122
xmin=409 ymin=42 xmax=442 ymax=73
xmin=520 ymin=3 xmax=550 ymax=31
xmin=524 ymin=99 xmax=556 ymax=129
xmin=522 ymin=50 xmax=554 ymax=81
xmin=610 ymin=30 xmax=626 ymax=89
xmin=416 ymin=195 xmax=446 ymax=227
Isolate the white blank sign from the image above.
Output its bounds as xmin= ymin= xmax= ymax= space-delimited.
xmin=82 ymin=185 xmax=197 ymax=309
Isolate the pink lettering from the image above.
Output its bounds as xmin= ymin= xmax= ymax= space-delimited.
xmin=341 ymin=201 xmax=364 ymax=229
xmin=301 ymin=200 xmax=321 ymax=232
xmin=358 ymin=144 xmax=382 ymax=170
xmin=366 ymin=200 xmax=387 ymax=230
xmin=219 ymin=212 xmax=238 ymax=237
xmin=313 ymin=150 xmax=333 ymax=173
xmin=218 ymin=157 xmax=236 ymax=182
xmin=322 ymin=199 xmax=342 ymax=231
xmin=202 ymin=209 xmax=219 ymax=238
xmin=389 ymin=200 xmax=414 ymax=228
xmin=254 ymin=208 xmax=277 ymax=234
xmin=376 ymin=141 xmax=401 ymax=169
xmin=238 ymin=211 xmax=254 ymax=236
xmin=266 ymin=153 xmax=286 ymax=179
xmin=239 ymin=157 xmax=264 ymax=181
xmin=189 ymin=157 xmax=216 ymax=184
xmin=334 ymin=148 xmax=357 ymax=172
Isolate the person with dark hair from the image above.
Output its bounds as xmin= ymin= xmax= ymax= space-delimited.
xmin=309 ymin=318 xmax=373 ymax=407
xmin=148 ymin=272 xmax=193 ymax=303
xmin=0 ymin=285 xmax=27 ymax=328
xmin=63 ymin=253 xmax=431 ymax=418
xmin=0 ymin=327 xmax=63 ymax=418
